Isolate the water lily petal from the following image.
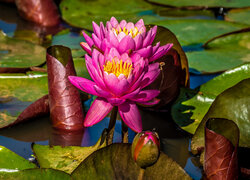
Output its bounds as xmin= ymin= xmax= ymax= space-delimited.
xmin=118 ymin=101 xmax=142 ymax=132
xmin=126 ymin=22 xmax=135 ymax=31
xmin=134 ymin=34 xmax=143 ymax=50
xmin=119 ymin=20 xmax=127 ymax=29
xmin=121 ymin=87 xmax=141 ymax=99
xmin=68 ymin=76 xmax=99 ymax=96
xmin=107 ymin=98 xmax=126 ymax=106
xmin=92 ymin=33 xmax=101 ymax=49
xmin=118 ymin=35 xmax=135 ymax=54
xmin=130 ymin=90 xmax=160 ymax=102
xmin=80 ymin=42 xmax=92 ymax=55
xmin=149 ymin=26 xmax=157 ymax=45
xmin=138 ymin=98 xmax=160 ymax=106
xmin=99 ymin=22 xmax=106 ymax=40
xmin=149 ymin=43 xmax=173 ymax=62
xmin=110 ymin=17 xmax=119 ymax=27
xmin=134 ymin=45 xmax=152 ymax=58
xmin=82 ymin=31 xmax=94 ymax=47
xmin=135 ymin=19 xmax=144 ymax=29
xmin=92 ymin=21 xmax=101 ymax=39
xmin=104 ymin=73 xmax=129 ymax=96
xmin=142 ymin=28 xmax=152 ymax=47
xmin=107 ymin=31 xmax=119 ymax=48
xmin=84 ymin=97 xmax=113 ymax=127
xmin=93 ymin=85 xmax=112 ymax=98
xmin=106 ymin=47 xmax=121 ymax=60
xmin=117 ymin=31 xmax=127 ymax=42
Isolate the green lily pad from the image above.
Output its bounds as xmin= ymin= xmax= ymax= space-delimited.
xmin=60 ymin=0 xmax=165 ymax=30
xmin=225 ymin=8 xmax=250 ymax=25
xmin=33 ymin=130 xmax=107 ymax=174
xmin=73 ymin=58 xmax=91 ymax=79
xmin=0 ymin=145 xmax=36 ymax=170
xmin=191 ymin=78 xmax=250 ymax=154
xmin=72 ymin=143 xmax=191 ymax=179
xmin=153 ymin=19 xmax=247 ymax=46
xmin=171 ymin=63 xmax=250 ymax=134
xmin=147 ymin=0 xmax=250 ymax=8
xmin=0 ymin=73 xmax=48 ymax=102
xmin=0 ymin=168 xmax=71 ymax=180
xmin=186 ymin=29 xmax=250 ymax=73
xmin=0 ymin=30 xmax=46 ymax=68
xmin=0 ymin=73 xmax=48 ymax=128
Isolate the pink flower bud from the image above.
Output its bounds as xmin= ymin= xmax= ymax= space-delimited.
xmin=131 ymin=131 xmax=160 ymax=168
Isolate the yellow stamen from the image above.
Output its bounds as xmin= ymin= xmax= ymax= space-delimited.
xmin=103 ymin=59 xmax=132 ymax=78
xmin=113 ymin=27 xmax=140 ymax=38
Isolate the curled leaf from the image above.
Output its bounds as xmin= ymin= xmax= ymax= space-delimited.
xmin=205 ymin=118 xmax=239 ymax=180
xmin=46 ymin=45 xmax=84 ymax=131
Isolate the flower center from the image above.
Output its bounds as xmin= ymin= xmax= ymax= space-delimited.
xmin=103 ymin=59 xmax=132 ymax=78
xmin=113 ymin=27 xmax=140 ymax=38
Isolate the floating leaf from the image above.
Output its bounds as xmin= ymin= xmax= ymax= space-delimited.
xmin=147 ymin=0 xmax=250 ymax=8
xmin=0 ymin=73 xmax=48 ymax=128
xmin=153 ymin=19 xmax=247 ymax=46
xmin=191 ymin=78 xmax=250 ymax=155
xmin=171 ymin=63 xmax=250 ymax=134
xmin=0 ymin=168 xmax=71 ymax=180
xmin=0 ymin=31 xmax=46 ymax=68
xmin=0 ymin=145 xmax=36 ymax=170
xmin=204 ymin=118 xmax=239 ymax=180
xmin=72 ymin=143 xmax=191 ymax=179
xmin=225 ymin=8 xmax=250 ymax=25
xmin=186 ymin=29 xmax=250 ymax=73
xmin=60 ymin=0 xmax=164 ymax=30
xmin=33 ymin=130 xmax=107 ymax=174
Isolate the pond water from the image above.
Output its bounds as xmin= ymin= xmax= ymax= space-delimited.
xmin=0 ymin=2 xmax=230 ymax=180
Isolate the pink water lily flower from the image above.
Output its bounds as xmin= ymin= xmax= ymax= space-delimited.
xmin=80 ymin=17 xmax=173 ymax=62
xmin=68 ymin=48 xmax=160 ymax=132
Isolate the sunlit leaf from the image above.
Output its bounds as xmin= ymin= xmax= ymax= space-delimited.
xmin=153 ymin=19 xmax=247 ymax=46
xmin=0 ymin=145 xmax=36 ymax=170
xmin=72 ymin=143 xmax=191 ymax=179
xmin=187 ymin=29 xmax=250 ymax=73
xmin=171 ymin=63 xmax=250 ymax=134
xmin=147 ymin=0 xmax=250 ymax=8
xmin=60 ymin=0 xmax=165 ymax=30
xmin=225 ymin=8 xmax=250 ymax=25
xmin=33 ymin=130 xmax=107 ymax=174
xmin=0 ymin=31 xmax=46 ymax=68
xmin=192 ymin=78 xmax=250 ymax=155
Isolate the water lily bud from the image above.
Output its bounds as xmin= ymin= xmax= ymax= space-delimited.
xmin=131 ymin=131 xmax=160 ymax=168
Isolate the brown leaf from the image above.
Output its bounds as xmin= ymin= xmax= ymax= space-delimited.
xmin=15 ymin=0 xmax=60 ymax=27
xmin=204 ymin=118 xmax=239 ymax=180
xmin=144 ymin=26 xmax=189 ymax=109
xmin=47 ymin=45 xmax=84 ymax=131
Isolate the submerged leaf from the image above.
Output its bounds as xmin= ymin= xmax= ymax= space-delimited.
xmin=72 ymin=143 xmax=191 ymax=179
xmin=171 ymin=63 xmax=250 ymax=134
xmin=192 ymin=78 xmax=250 ymax=155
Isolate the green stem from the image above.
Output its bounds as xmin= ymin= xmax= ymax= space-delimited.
xmin=122 ymin=121 xmax=128 ymax=143
xmin=107 ymin=106 xmax=118 ymax=145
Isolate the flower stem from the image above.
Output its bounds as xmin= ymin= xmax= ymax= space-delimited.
xmin=122 ymin=121 xmax=128 ymax=143
xmin=107 ymin=106 xmax=118 ymax=145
